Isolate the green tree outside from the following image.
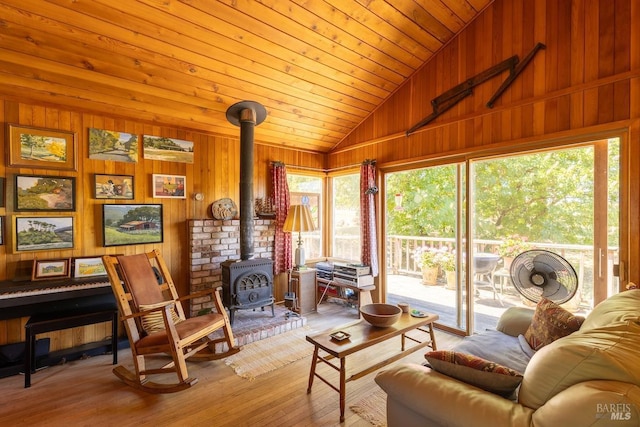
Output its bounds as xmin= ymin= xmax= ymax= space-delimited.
xmin=385 ymin=143 xmax=618 ymax=247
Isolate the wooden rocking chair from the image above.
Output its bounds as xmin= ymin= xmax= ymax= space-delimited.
xmin=102 ymin=249 xmax=240 ymax=393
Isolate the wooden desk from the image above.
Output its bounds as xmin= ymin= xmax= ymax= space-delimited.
xmin=305 ymin=312 xmax=438 ymax=422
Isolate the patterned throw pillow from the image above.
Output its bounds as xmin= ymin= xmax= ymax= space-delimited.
xmin=524 ymin=297 xmax=583 ymax=350
xmin=139 ymin=302 xmax=183 ymax=334
xmin=425 ymin=350 xmax=523 ymax=396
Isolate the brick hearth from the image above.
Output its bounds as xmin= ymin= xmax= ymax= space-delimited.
xmin=212 ymin=304 xmax=307 ymax=353
xmin=188 ymin=218 xmax=275 ymax=317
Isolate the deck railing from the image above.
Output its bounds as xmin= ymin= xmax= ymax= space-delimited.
xmin=310 ymin=234 xmax=617 ymax=304
xmin=387 ymin=235 xmax=618 ymax=304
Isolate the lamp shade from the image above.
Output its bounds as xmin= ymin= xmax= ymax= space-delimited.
xmin=283 ymin=205 xmax=316 ymax=233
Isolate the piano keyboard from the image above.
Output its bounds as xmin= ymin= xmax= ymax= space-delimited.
xmin=0 ymin=277 xmax=115 ymax=321
xmin=0 ymin=280 xmax=110 ymax=300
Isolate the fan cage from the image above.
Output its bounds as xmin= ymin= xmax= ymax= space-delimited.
xmin=509 ymin=249 xmax=579 ymax=304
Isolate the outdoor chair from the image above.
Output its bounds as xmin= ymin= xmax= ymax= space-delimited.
xmin=103 ymin=249 xmax=240 ymax=393
xmin=473 ymin=252 xmax=502 ymax=303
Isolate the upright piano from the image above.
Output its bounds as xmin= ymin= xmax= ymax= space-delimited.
xmin=0 ymin=277 xmax=118 ymax=381
xmin=0 ymin=277 xmax=116 ymax=321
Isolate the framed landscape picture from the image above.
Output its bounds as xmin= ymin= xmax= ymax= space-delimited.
xmin=152 ymin=174 xmax=186 ymax=198
xmin=32 ymin=258 xmax=71 ymax=281
xmin=102 ymin=204 xmax=163 ymax=247
xmin=14 ymin=216 xmax=74 ymax=252
xmin=15 ymin=174 xmax=76 ymax=211
xmin=88 ymin=128 xmax=138 ymax=162
xmin=72 ymin=256 xmax=107 ymax=278
xmin=142 ymin=135 xmax=194 ymax=163
xmin=94 ymin=174 xmax=134 ymax=199
xmin=7 ymin=124 xmax=76 ymax=170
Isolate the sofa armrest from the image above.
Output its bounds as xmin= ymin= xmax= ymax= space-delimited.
xmin=496 ymin=306 xmax=535 ymax=337
xmin=532 ymin=381 xmax=640 ymax=427
xmin=375 ymin=364 xmax=533 ymax=427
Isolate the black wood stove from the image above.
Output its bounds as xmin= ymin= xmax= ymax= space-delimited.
xmin=221 ymin=258 xmax=274 ymax=325
xmin=221 ymin=101 xmax=275 ymax=325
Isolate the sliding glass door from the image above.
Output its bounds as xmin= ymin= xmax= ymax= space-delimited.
xmin=385 ymin=163 xmax=468 ymax=332
xmin=384 ymin=137 xmax=621 ymax=334
xmin=469 ymin=139 xmax=620 ymax=332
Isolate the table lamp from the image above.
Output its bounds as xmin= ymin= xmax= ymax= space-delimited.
xmin=283 ymin=204 xmax=316 ymax=269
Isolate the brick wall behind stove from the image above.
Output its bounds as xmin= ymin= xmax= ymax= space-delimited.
xmin=188 ymin=218 xmax=276 ymax=316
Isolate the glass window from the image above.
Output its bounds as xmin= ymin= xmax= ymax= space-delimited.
xmin=287 ymin=174 xmax=322 ymax=260
xmin=383 ymin=137 xmax=621 ymax=334
xmin=331 ymin=173 xmax=361 ymax=261
xmin=385 ymin=164 xmax=467 ymax=331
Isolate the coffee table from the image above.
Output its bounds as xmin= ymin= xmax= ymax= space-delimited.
xmin=305 ymin=312 xmax=438 ymax=422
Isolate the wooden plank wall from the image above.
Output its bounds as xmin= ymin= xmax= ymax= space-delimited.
xmin=0 ymin=100 xmax=324 ymax=349
xmin=329 ymin=0 xmax=640 ymax=285
xmin=1 ymin=0 xmax=638 ymax=350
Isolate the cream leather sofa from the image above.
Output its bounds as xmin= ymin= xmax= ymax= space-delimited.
xmin=375 ymin=290 xmax=640 ymax=427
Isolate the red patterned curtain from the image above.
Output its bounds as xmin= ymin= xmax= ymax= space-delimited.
xmin=360 ymin=160 xmax=379 ymax=277
xmin=272 ymin=162 xmax=292 ymax=274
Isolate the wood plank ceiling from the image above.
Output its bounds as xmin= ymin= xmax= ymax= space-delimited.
xmin=0 ymin=0 xmax=491 ymax=153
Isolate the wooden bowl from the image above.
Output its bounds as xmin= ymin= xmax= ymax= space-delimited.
xmin=360 ymin=303 xmax=402 ymax=327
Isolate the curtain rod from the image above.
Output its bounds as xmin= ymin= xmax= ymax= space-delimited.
xmin=271 ymin=161 xmax=327 ymax=173
xmin=271 ymin=160 xmax=374 ymax=173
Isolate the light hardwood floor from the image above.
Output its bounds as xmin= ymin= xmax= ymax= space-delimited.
xmin=0 ymin=302 xmax=461 ymax=427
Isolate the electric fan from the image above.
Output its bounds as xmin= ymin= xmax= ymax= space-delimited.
xmin=509 ymin=250 xmax=578 ymax=304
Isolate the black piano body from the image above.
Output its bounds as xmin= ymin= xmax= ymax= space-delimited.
xmin=0 ymin=277 xmax=116 ymax=321
xmin=0 ymin=277 xmax=118 ymax=379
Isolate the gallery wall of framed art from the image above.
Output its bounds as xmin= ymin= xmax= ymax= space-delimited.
xmin=0 ymin=101 xmax=308 ymax=320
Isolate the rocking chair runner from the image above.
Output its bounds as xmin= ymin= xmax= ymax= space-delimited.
xmin=102 ymin=249 xmax=240 ymax=393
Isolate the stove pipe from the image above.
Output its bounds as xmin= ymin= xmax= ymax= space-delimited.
xmin=226 ymin=101 xmax=267 ymax=260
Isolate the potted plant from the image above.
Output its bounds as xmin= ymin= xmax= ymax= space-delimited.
xmin=497 ymin=235 xmax=532 ymax=269
xmin=436 ymin=250 xmax=456 ymax=272
xmin=436 ymin=250 xmax=457 ymax=289
xmin=413 ymin=246 xmax=439 ymax=285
